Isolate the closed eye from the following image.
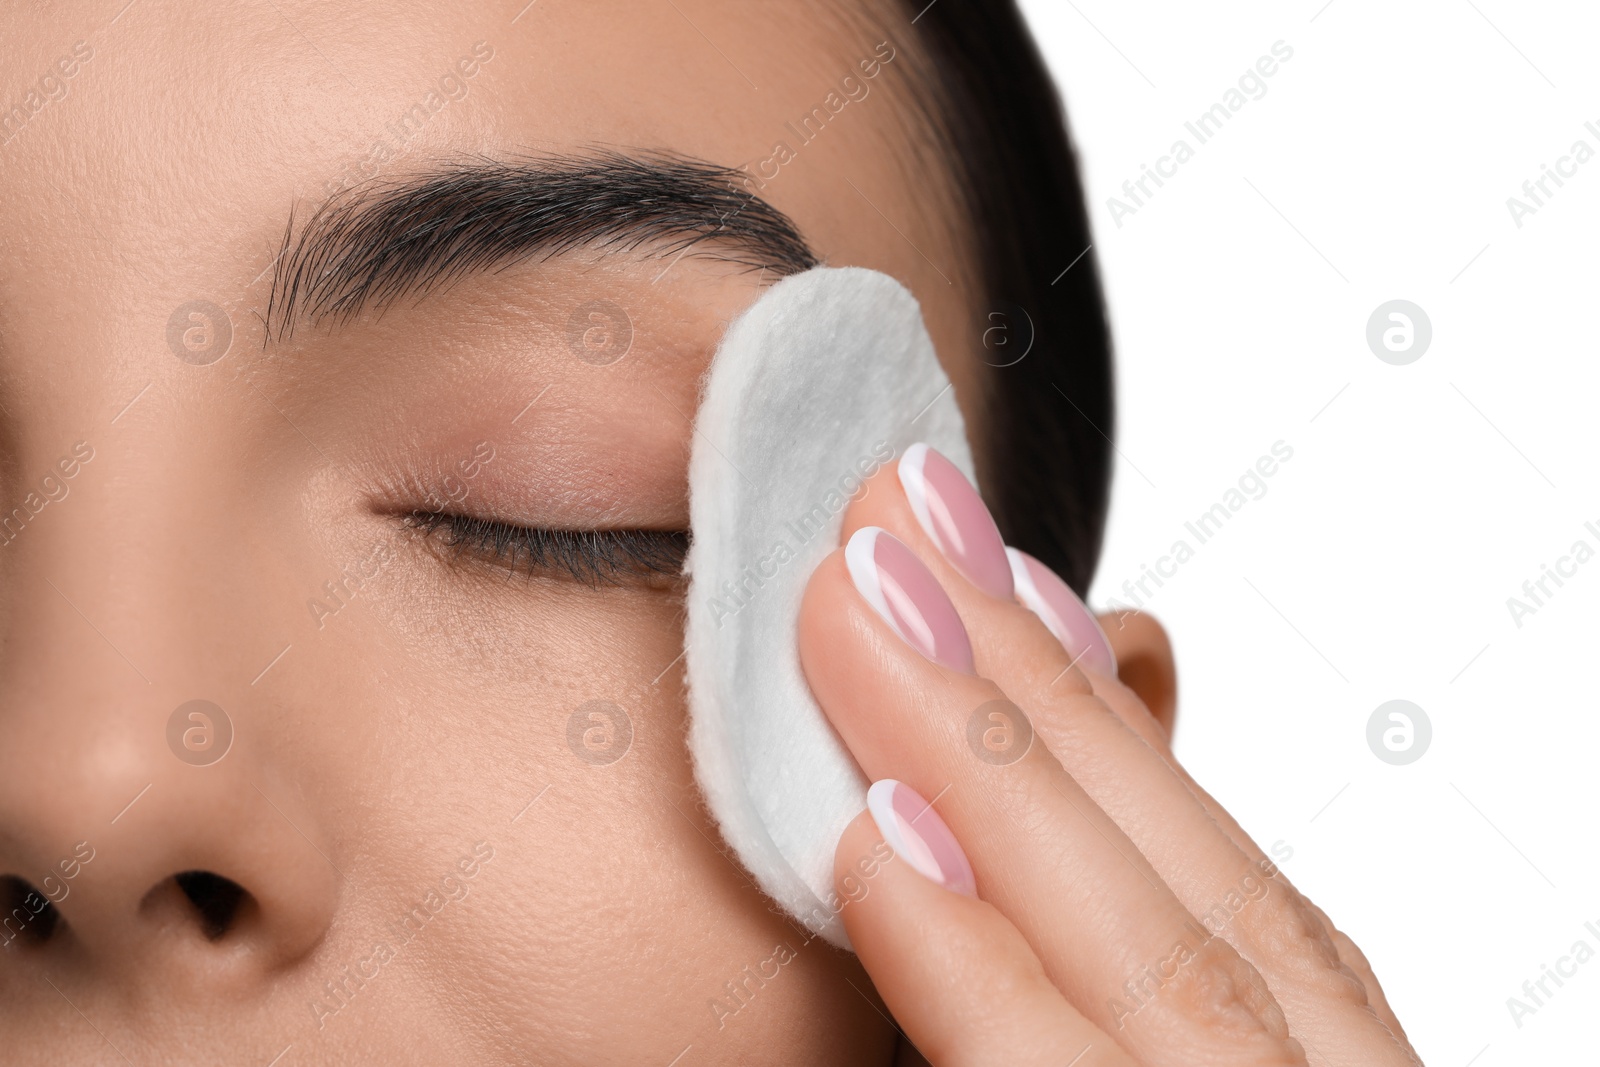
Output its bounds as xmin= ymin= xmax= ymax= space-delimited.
xmin=404 ymin=511 xmax=689 ymax=587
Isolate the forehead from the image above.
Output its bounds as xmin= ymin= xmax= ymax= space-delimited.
xmin=0 ymin=2 xmax=966 ymax=318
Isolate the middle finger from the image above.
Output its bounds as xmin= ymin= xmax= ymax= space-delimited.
xmin=799 ymin=529 xmax=1303 ymax=1066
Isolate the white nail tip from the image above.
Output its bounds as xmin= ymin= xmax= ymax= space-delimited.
xmin=1007 ymin=547 xmax=1057 ymax=637
xmin=845 ymin=526 xmax=897 ymax=635
xmin=1006 ymin=547 xmax=1117 ymax=673
xmin=897 ymin=443 xmax=939 ymax=550
xmin=866 ymin=780 xmax=943 ymax=886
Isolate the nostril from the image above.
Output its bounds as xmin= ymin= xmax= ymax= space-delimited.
xmin=173 ymin=871 xmax=252 ymax=941
xmin=1 ymin=874 xmax=62 ymax=948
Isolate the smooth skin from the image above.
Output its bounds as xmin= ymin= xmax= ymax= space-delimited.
xmin=1 ymin=1 xmax=1410 ymax=1063
xmin=801 ymin=457 xmax=1420 ymax=1065
xmin=0 ymin=1 xmax=965 ymax=1063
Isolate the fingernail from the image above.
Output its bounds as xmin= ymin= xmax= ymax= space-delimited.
xmin=866 ymin=779 xmax=977 ymax=898
xmin=1006 ymin=548 xmax=1116 ymax=675
xmin=897 ymin=443 xmax=1013 ymax=601
xmin=846 ymin=526 xmax=975 ymax=674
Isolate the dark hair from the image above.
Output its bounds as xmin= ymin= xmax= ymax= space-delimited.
xmin=903 ymin=2 xmax=1114 ymax=595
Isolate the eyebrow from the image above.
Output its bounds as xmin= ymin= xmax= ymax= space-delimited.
xmin=266 ymin=151 xmax=818 ymax=341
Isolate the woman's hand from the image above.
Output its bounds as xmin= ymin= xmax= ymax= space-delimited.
xmin=798 ymin=444 xmax=1419 ymax=1066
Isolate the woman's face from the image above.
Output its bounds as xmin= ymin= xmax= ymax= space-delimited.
xmin=0 ymin=2 xmax=983 ymax=1062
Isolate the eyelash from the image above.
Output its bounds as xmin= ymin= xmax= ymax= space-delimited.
xmin=403 ymin=510 xmax=689 ymax=586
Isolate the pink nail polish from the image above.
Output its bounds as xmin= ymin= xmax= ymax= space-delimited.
xmin=1006 ymin=548 xmax=1117 ymax=675
xmin=898 ymin=443 xmax=1013 ymax=601
xmin=846 ymin=527 xmax=975 ymax=674
xmin=866 ymin=779 xmax=977 ymax=898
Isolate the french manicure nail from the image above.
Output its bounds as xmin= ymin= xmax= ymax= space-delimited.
xmin=866 ymin=779 xmax=977 ymax=898
xmin=845 ymin=526 xmax=975 ymax=674
xmin=1006 ymin=547 xmax=1116 ymax=675
xmin=898 ymin=443 xmax=1013 ymax=600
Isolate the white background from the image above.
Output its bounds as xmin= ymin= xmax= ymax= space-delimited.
xmin=1018 ymin=1 xmax=1599 ymax=1061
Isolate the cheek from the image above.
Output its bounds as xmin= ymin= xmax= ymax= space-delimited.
xmin=453 ymin=772 xmax=889 ymax=1056
xmin=319 ymin=567 xmax=889 ymax=1055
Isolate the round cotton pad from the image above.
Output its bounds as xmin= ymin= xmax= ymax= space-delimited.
xmin=684 ymin=266 xmax=975 ymax=949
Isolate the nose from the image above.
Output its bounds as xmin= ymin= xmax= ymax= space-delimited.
xmin=0 ymin=571 xmax=338 ymax=989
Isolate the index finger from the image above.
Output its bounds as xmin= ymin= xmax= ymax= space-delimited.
xmin=798 ymin=531 xmax=1304 ymax=1066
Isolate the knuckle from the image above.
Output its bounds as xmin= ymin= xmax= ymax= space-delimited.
xmin=1306 ymin=895 xmax=1381 ymax=977
xmin=1123 ymin=939 xmax=1305 ymax=1065
xmin=1233 ymin=882 xmax=1373 ymax=1007
xmin=1172 ymin=947 xmax=1288 ymax=1039
xmin=1032 ymin=687 xmax=1126 ymax=753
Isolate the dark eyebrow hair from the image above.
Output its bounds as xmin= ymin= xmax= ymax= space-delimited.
xmin=266 ymin=151 xmax=818 ymax=341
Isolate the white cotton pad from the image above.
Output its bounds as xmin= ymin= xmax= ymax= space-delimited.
xmin=684 ymin=265 xmax=975 ymax=949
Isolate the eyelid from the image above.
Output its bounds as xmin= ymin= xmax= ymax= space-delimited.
xmin=404 ymin=510 xmax=689 ymax=586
